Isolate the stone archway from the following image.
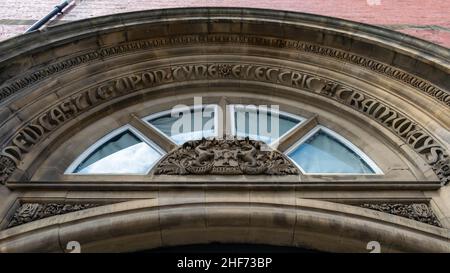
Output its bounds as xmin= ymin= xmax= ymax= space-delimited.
xmin=0 ymin=8 xmax=449 ymax=252
xmin=1 ymin=198 xmax=449 ymax=253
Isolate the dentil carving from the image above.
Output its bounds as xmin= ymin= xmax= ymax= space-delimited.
xmin=154 ymin=138 xmax=299 ymax=175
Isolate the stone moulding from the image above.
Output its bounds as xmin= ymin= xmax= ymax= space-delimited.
xmin=154 ymin=138 xmax=299 ymax=175
xmin=0 ymin=34 xmax=449 ymax=107
xmin=0 ymin=199 xmax=448 ymax=252
xmin=0 ymin=62 xmax=449 ymax=184
xmin=7 ymin=202 xmax=100 ymax=228
xmin=360 ymin=203 xmax=441 ymax=227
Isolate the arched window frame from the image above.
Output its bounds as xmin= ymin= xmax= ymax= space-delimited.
xmin=64 ymin=125 xmax=165 ymax=175
xmin=64 ymin=106 xmax=383 ymax=177
xmin=285 ymin=125 xmax=383 ymax=175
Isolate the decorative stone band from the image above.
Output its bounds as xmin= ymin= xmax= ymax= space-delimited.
xmin=0 ymin=63 xmax=449 ymax=184
xmin=7 ymin=203 xmax=99 ymax=229
xmin=154 ymin=138 xmax=299 ymax=175
xmin=0 ymin=34 xmax=449 ymax=107
xmin=360 ymin=203 xmax=441 ymax=227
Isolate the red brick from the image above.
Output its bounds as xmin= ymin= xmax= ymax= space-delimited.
xmin=0 ymin=0 xmax=449 ymax=47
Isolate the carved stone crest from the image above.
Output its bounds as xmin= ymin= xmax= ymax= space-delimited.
xmin=154 ymin=138 xmax=299 ymax=175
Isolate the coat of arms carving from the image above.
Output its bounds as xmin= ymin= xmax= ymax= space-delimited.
xmin=154 ymin=138 xmax=299 ymax=175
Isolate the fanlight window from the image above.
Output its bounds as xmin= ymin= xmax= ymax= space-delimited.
xmin=66 ymin=126 xmax=164 ymax=174
xmin=66 ymin=105 xmax=382 ymax=176
xmin=286 ymin=126 xmax=382 ymax=174
xmin=230 ymin=105 xmax=304 ymax=144
xmin=145 ymin=105 xmax=218 ymax=145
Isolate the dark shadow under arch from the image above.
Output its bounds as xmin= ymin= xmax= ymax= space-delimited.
xmin=142 ymin=243 xmax=321 ymax=253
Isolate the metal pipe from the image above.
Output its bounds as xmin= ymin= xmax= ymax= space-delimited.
xmin=25 ymin=0 xmax=72 ymax=33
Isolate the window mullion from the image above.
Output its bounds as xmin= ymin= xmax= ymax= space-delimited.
xmin=128 ymin=113 xmax=178 ymax=152
xmin=218 ymin=97 xmax=232 ymax=139
xmin=275 ymin=114 xmax=318 ymax=152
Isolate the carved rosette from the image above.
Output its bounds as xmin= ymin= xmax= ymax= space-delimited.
xmin=7 ymin=203 xmax=100 ymax=228
xmin=154 ymin=138 xmax=299 ymax=175
xmin=217 ymin=64 xmax=233 ymax=78
xmin=360 ymin=203 xmax=441 ymax=227
xmin=0 ymin=156 xmax=15 ymax=185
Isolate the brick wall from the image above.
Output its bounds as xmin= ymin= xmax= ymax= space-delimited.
xmin=0 ymin=0 xmax=449 ymax=47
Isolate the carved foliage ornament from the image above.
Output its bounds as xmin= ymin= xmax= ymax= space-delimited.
xmin=7 ymin=203 xmax=99 ymax=228
xmin=360 ymin=203 xmax=441 ymax=227
xmin=0 ymin=156 xmax=15 ymax=183
xmin=155 ymin=138 xmax=299 ymax=175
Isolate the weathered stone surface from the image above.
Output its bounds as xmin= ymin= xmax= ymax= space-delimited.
xmin=1 ymin=34 xmax=449 ymax=106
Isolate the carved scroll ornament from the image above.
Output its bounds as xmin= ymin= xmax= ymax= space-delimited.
xmin=154 ymin=138 xmax=299 ymax=175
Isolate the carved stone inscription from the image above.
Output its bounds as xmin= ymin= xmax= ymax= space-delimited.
xmin=360 ymin=203 xmax=441 ymax=227
xmin=0 ymin=62 xmax=449 ymax=184
xmin=155 ymin=138 xmax=299 ymax=175
xmin=7 ymin=203 xmax=99 ymax=228
xmin=1 ymin=34 xmax=448 ymax=107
